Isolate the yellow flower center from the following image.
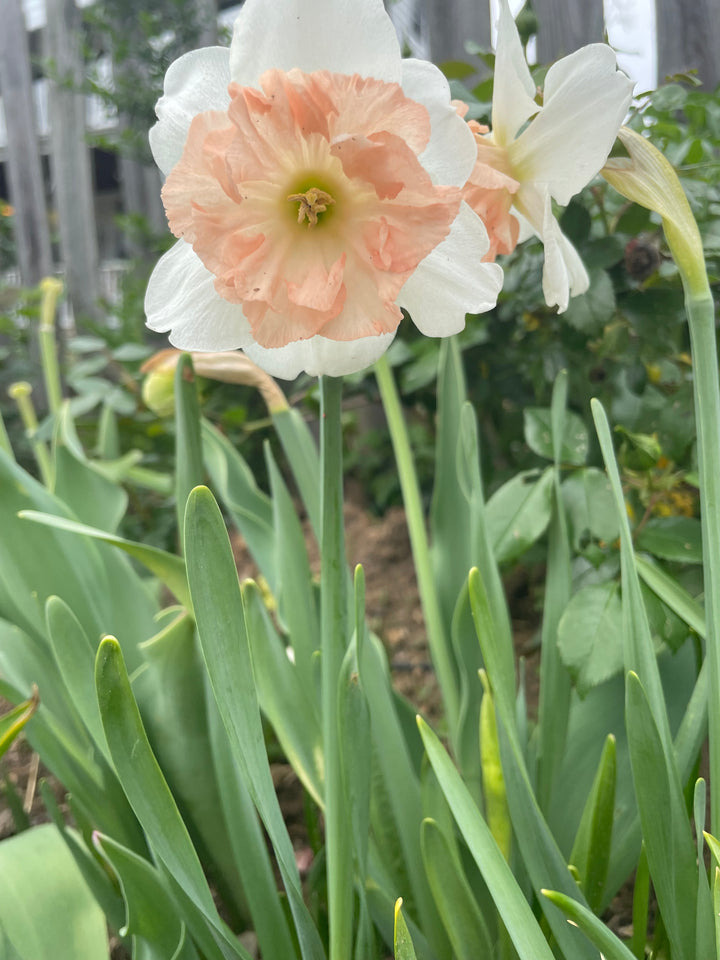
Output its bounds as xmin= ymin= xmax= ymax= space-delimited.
xmin=287 ymin=186 xmax=335 ymax=227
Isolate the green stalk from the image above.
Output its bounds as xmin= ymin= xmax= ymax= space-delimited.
xmin=685 ymin=282 xmax=720 ymax=835
xmin=7 ymin=381 xmax=52 ymax=486
xmin=319 ymin=374 xmax=353 ymax=960
xmin=38 ymin=277 xmax=64 ymax=415
xmin=374 ymin=354 xmax=460 ymax=742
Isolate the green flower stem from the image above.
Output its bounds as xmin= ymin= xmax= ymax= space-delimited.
xmin=39 ymin=279 xmax=64 ymax=415
xmin=374 ymin=354 xmax=460 ymax=742
xmin=319 ymin=374 xmax=352 ymax=960
xmin=685 ymin=282 xmax=720 ymax=836
xmin=7 ymin=381 xmax=52 ymax=486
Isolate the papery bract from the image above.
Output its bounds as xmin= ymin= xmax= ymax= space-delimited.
xmin=145 ymin=0 xmax=503 ymax=379
xmin=460 ymin=0 xmax=634 ymax=311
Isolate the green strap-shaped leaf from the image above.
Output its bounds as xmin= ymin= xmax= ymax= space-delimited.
xmin=418 ymin=717 xmax=557 ymax=960
xmin=393 ymin=899 xmax=418 ymax=960
xmin=242 ymin=582 xmax=323 ymax=805
xmin=271 ymin=406 xmax=321 ymax=537
xmin=0 ymin=687 xmax=38 ymax=760
xmin=420 ymin=818 xmax=494 ymax=960
xmin=174 ymin=354 xmax=204 ymax=553
xmin=94 ymin=831 xmax=198 ymax=960
xmin=468 ymin=567 xmax=598 ymax=958
xmin=206 ymin=695 xmax=298 ymax=960
xmin=39 ymin=780 xmax=126 ymax=935
xmin=138 ymin=611 xmax=248 ymax=920
xmin=184 ymin=485 xmax=324 ymax=960
xmin=569 ymin=734 xmax=616 ymax=912
xmin=537 ymin=372 xmax=573 ymax=811
xmin=46 ymin=597 xmax=106 ymax=756
xmin=625 ymin=671 xmax=701 ymax=960
xmin=629 ymin=844 xmax=650 ymax=960
xmin=20 ymin=510 xmax=191 ymax=609
xmin=201 ymin=419 xmax=276 ymax=588
xmin=265 ymin=443 xmax=320 ymax=692
xmin=635 ymin=555 xmax=705 ymax=636
xmin=541 ymin=890 xmax=637 ymax=960
xmin=95 ymin=636 xmax=252 ymax=960
xmin=0 ymin=824 xmax=108 ymax=960
xmin=52 ymin=403 xmax=128 ymax=533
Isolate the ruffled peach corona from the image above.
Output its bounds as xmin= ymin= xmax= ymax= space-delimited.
xmin=144 ymin=0 xmax=503 ymax=379
xmin=162 ymin=69 xmax=461 ymax=351
xmin=454 ymin=105 xmax=520 ymax=262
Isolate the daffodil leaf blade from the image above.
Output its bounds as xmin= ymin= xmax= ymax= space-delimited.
xmin=174 ymin=353 xmax=204 ymax=553
xmin=94 ymin=636 xmax=251 ymax=960
xmin=184 ymin=485 xmax=323 ymax=960
xmin=625 ymin=671 xmax=702 ymax=960
xmin=420 ymin=818 xmax=494 ymax=960
xmin=19 ymin=509 xmax=191 ymax=609
xmin=417 ymin=717 xmax=557 ymax=960
xmin=200 ymin=419 xmax=276 ymax=589
xmin=541 ymin=890 xmax=637 ymax=960
xmin=93 ymin=831 xmax=195 ymax=960
xmin=0 ymin=824 xmax=108 ymax=960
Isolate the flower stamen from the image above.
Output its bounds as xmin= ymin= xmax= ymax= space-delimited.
xmin=287 ymin=186 xmax=335 ymax=226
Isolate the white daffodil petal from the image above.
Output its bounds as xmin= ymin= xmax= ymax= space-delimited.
xmin=229 ymin=0 xmax=401 ymax=88
xmin=149 ymin=46 xmax=231 ymax=176
xmin=243 ymin=333 xmax=396 ymax=380
xmin=510 ymin=45 xmax=633 ymax=205
xmin=515 ymin=187 xmax=588 ymax=311
xmin=398 ymin=203 xmax=503 ymax=337
xmin=400 ymin=59 xmax=477 ymax=187
xmin=491 ymin=0 xmax=539 ymax=147
xmin=145 ymin=241 xmax=253 ymax=351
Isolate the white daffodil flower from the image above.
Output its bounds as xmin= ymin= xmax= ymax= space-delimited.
xmin=144 ymin=0 xmax=503 ymax=379
xmin=461 ymin=0 xmax=634 ymax=311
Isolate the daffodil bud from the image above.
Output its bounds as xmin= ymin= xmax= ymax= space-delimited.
xmin=603 ymin=127 xmax=707 ymax=298
xmin=141 ymin=348 xmax=289 ymax=416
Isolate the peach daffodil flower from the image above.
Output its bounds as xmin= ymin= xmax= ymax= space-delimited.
xmin=461 ymin=0 xmax=634 ymax=311
xmin=144 ymin=0 xmax=504 ymax=379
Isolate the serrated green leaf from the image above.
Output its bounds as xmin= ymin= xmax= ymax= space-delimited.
xmin=636 ymin=516 xmax=703 ymax=564
xmin=557 ymin=582 xmax=624 ymax=696
xmin=485 ymin=468 xmax=553 ymax=562
xmin=524 ymin=407 xmax=589 ymax=464
xmin=562 ymin=468 xmax=619 ymax=548
xmin=563 ymin=269 xmax=616 ymax=334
